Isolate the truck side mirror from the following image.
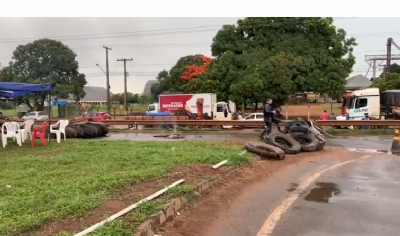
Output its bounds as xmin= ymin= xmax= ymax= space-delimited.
xmin=224 ymin=109 xmax=228 ymax=118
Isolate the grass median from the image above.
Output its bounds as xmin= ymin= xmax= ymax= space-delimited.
xmin=0 ymin=139 xmax=251 ymax=236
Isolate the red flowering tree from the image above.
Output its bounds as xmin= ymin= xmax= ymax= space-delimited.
xmin=180 ymin=55 xmax=212 ymax=83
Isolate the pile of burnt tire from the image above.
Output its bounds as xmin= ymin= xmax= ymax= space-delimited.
xmin=47 ymin=122 xmax=109 ymax=139
xmin=268 ymin=118 xmax=325 ymax=154
xmin=245 ymin=118 xmax=325 ymax=160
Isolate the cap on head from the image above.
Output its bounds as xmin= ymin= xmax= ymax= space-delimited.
xmin=266 ymin=98 xmax=273 ymax=104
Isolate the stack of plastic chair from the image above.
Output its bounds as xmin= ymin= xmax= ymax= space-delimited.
xmin=20 ymin=120 xmax=34 ymax=142
xmin=2 ymin=121 xmax=22 ymax=148
xmin=50 ymin=120 xmax=69 ymax=143
xmin=31 ymin=122 xmax=48 ymax=147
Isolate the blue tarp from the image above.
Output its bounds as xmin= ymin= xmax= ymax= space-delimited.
xmin=0 ymin=82 xmax=52 ymax=98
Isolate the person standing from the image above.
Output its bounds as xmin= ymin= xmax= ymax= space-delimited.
xmin=237 ymin=111 xmax=243 ymax=120
xmin=260 ymin=98 xmax=273 ymax=140
xmin=320 ymin=110 xmax=329 ymax=120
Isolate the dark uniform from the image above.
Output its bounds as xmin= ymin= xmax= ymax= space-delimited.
xmin=263 ymin=103 xmax=273 ymax=136
xmin=272 ymin=108 xmax=282 ymax=132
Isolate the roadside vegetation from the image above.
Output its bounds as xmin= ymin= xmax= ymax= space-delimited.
xmin=0 ymin=140 xmax=251 ymax=235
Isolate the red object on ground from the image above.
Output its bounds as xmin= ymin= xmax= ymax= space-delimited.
xmin=75 ymin=112 xmax=112 ymax=122
xmin=31 ymin=122 xmax=48 ymax=147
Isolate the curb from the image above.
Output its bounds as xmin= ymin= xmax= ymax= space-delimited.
xmin=346 ymin=148 xmax=393 ymax=154
xmin=134 ymin=166 xmax=238 ymax=236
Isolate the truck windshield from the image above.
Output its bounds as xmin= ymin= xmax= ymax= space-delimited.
xmin=148 ymin=105 xmax=155 ymax=112
xmin=347 ymin=97 xmax=355 ymax=109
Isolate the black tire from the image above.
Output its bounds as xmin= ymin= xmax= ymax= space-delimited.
xmin=87 ymin=122 xmax=107 ymax=137
xmin=67 ymin=124 xmax=85 ymax=138
xmin=79 ymin=125 xmax=98 ymax=138
xmin=291 ymin=133 xmax=319 ymax=152
xmin=259 ymin=130 xmax=267 ymax=141
xmin=283 ymin=127 xmax=290 ymax=134
xmin=245 ymin=142 xmax=285 ymax=160
xmin=288 ymin=125 xmax=310 ymax=134
xmin=316 ymin=141 xmax=325 ymax=151
xmin=266 ymin=132 xmax=301 ymax=154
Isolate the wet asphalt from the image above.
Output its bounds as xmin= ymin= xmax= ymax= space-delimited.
xmin=102 ymin=132 xmax=399 ymax=235
xmin=272 ymin=154 xmax=400 ymax=236
xmin=104 ymin=132 xmax=393 ymax=150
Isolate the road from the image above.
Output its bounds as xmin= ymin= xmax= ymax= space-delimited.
xmin=160 ymin=150 xmax=400 ymax=236
xmin=104 ymin=132 xmax=393 ymax=150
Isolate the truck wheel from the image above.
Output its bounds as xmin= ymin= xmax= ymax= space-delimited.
xmin=245 ymin=142 xmax=285 ymax=160
xmin=291 ymin=133 xmax=319 ymax=152
xmin=266 ymin=132 xmax=301 ymax=154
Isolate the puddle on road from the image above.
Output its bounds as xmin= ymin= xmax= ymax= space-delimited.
xmin=304 ymin=182 xmax=341 ymax=203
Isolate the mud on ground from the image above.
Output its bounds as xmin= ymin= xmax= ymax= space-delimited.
xmin=158 ymin=148 xmax=354 ymax=236
xmin=29 ymin=160 xmax=241 ymax=236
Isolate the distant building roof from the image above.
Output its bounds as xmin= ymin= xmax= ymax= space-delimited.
xmin=143 ymin=80 xmax=157 ymax=95
xmin=346 ymin=74 xmax=372 ymax=90
xmin=81 ymin=86 xmax=114 ymax=102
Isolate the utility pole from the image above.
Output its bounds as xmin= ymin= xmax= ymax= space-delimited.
xmin=117 ymin=58 xmax=133 ymax=115
xmin=103 ymin=46 xmax=112 ymax=114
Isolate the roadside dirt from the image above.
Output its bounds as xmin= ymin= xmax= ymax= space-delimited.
xmin=29 ymin=163 xmax=230 ymax=236
xmin=159 ymin=148 xmax=355 ymax=236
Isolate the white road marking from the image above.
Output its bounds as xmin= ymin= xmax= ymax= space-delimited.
xmin=256 ymin=155 xmax=372 ymax=236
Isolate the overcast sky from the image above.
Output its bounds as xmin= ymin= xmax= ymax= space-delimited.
xmin=1 ymin=17 xmax=399 ymax=94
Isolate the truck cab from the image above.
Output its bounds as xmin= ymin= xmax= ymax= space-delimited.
xmin=146 ymin=103 xmax=160 ymax=114
xmin=346 ymin=88 xmax=380 ymax=120
xmin=146 ymin=101 xmax=236 ymax=120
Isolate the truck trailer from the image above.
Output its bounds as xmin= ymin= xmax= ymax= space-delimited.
xmin=346 ymin=88 xmax=400 ymax=120
xmin=146 ymin=93 xmax=236 ymax=121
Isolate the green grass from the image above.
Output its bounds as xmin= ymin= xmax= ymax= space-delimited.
xmin=0 ymin=139 xmax=250 ymax=236
xmin=326 ymin=128 xmax=394 ymax=135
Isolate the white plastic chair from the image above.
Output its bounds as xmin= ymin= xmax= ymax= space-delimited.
xmin=2 ymin=122 xmax=22 ymax=148
xmin=50 ymin=120 xmax=69 ymax=143
xmin=20 ymin=120 xmax=34 ymax=142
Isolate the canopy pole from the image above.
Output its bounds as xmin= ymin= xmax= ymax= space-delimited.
xmin=47 ymin=92 xmax=51 ymax=143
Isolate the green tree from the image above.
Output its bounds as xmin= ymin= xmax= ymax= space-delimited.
xmin=185 ymin=17 xmax=357 ymax=106
xmin=111 ymin=92 xmax=141 ymax=104
xmin=378 ymin=63 xmax=400 ymax=78
xmin=371 ymin=73 xmax=400 ymax=91
xmin=7 ymin=38 xmax=87 ymax=110
xmin=152 ymin=55 xmax=206 ymax=94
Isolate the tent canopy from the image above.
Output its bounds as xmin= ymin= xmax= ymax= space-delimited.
xmin=0 ymin=82 xmax=52 ymax=98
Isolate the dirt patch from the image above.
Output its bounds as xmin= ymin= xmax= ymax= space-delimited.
xmin=29 ymin=163 xmax=228 ymax=236
xmin=159 ymin=148 xmax=356 ymax=236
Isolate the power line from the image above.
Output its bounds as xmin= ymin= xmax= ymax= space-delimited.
xmin=0 ymin=18 xmax=359 ymax=43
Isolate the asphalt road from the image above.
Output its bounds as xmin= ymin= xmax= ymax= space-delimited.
xmin=161 ymin=151 xmax=400 ymax=236
xmin=271 ymin=153 xmax=400 ymax=236
xmin=104 ymin=132 xmax=393 ymax=150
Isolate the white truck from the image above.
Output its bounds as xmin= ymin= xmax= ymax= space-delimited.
xmin=346 ymin=88 xmax=380 ymax=120
xmin=346 ymin=88 xmax=400 ymax=120
xmin=146 ymin=93 xmax=236 ymax=121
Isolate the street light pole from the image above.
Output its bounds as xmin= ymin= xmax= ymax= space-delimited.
xmin=103 ymin=46 xmax=112 ymax=114
xmin=96 ymin=63 xmax=111 ymax=113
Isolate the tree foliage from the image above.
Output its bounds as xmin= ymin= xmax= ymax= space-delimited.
xmin=180 ymin=55 xmax=212 ymax=82
xmin=0 ymin=38 xmax=87 ymax=110
xmin=183 ymin=17 xmax=357 ymax=105
xmin=150 ymin=55 xmax=209 ymax=98
xmin=111 ymin=92 xmax=153 ymax=104
xmin=371 ymin=73 xmax=400 ymax=92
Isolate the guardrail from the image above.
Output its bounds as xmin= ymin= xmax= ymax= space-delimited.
xmin=30 ymin=119 xmax=400 ymax=127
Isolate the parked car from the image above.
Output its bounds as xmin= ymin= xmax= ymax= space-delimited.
xmin=21 ymin=111 xmax=49 ymax=121
xmin=75 ymin=112 xmax=112 ymax=122
xmin=243 ymin=113 xmax=264 ymax=121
